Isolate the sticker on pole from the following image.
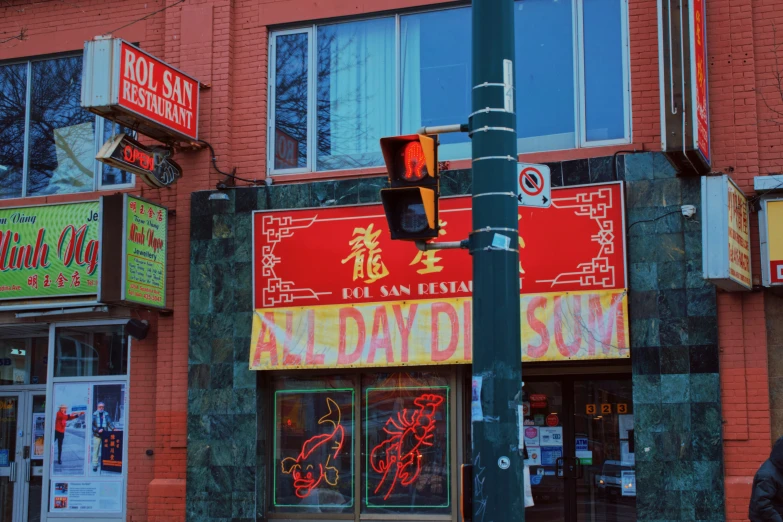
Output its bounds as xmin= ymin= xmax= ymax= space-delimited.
xmin=517 ymin=163 xmax=551 ymax=208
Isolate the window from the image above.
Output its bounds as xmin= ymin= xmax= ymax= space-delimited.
xmin=54 ymin=325 xmax=129 ymax=378
xmin=0 ymin=55 xmax=133 ymax=200
xmin=270 ymin=371 xmax=452 ymax=517
xmin=268 ymin=1 xmax=630 ymax=174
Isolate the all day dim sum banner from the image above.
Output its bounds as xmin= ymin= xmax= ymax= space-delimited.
xmin=251 ymin=182 xmax=628 ymax=370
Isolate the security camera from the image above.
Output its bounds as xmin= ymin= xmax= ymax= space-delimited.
xmin=681 ymin=205 xmax=696 ymax=219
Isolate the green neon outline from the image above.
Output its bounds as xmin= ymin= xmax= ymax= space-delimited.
xmin=364 ymin=385 xmax=451 ymax=511
xmin=273 ymin=388 xmax=355 ymax=509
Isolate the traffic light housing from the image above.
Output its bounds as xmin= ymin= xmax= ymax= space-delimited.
xmin=379 ymin=134 xmax=439 ymax=240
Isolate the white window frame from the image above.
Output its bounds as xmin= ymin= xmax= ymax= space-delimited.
xmin=267 ymin=0 xmax=631 ymax=176
xmin=41 ymin=319 xmax=131 ymax=522
xmin=576 ymin=0 xmax=632 ymax=148
xmin=1 ymin=54 xmax=135 ymax=200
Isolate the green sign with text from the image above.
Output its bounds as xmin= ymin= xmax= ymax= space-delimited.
xmin=0 ymin=202 xmax=101 ymax=301
xmin=123 ymin=195 xmax=167 ymax=308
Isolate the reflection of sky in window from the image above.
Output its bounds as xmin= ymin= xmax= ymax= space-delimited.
xmin=514 ymin=0 xmax=576 ymax=151
xmin=402 ymin=8 xmax=472 ymax=160
xmin=0 ymin=64 xmax=27 ymax=198
xmin=584 ymin=0 xmax=625 ymax=141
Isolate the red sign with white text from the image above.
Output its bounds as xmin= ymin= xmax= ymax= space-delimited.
xmin=118 ymin=42 xmax=199 ymax=141
xmin=253 ymin=182 xmax=626 ymax=309
xmin=693 ymin=0 xmax=710 ymax=163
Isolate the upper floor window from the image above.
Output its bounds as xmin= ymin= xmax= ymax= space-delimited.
xmin=0 ymin=55 xmax=133 ymax=200
xmin=268 ymin=0 xmax=630 ymax=175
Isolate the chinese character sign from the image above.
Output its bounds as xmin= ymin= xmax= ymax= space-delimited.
xmin=251 ymin=183 xmax=629 ymax=369
xmin=0 ymin=202 xmax=101 ymax=301
xmin=124 ymin=196 xmax=167 ymax=308
xmin=693 ymin=0 xmax=710 ymax=163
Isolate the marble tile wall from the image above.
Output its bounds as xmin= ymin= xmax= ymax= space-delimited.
xmin=187 ymin=152 xmax=724 ymax=521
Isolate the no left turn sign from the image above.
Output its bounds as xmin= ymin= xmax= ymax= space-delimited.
xmin=517 ymin=163 xmax=552 ymax=208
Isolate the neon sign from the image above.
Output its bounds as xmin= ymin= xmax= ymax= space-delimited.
xmin=369 ymin=393 xmax=445 ymax=501
xmin=280 ymin=397 xmax=345 ymax=499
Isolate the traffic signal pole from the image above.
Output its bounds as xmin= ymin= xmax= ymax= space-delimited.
xmin=470 ymin=0 xmax=525 ymax=519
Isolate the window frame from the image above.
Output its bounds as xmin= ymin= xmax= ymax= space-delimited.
xmin=575 ymin=0 xmax=632 ymax=148
xmin=1 ymin=53 xmax=135 ymax=200
xmin=267 ymin=1 xmax=631 ymax=176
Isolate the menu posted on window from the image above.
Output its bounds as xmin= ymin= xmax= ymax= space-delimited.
xmin=100 ymin=194 xmax=168 ymax=309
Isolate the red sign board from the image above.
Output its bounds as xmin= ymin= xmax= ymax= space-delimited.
xmin=118 ymin=42 xmax=199 ymax=141
xmin=693 ymin=0 xmax=710 ymax=163
xmin=253 ymin=182 xmax=626 ymax=309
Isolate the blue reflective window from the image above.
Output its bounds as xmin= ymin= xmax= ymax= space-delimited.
xmin=583 ymin=0 xmax=627 ymax=142
xmin=515 ymin=0 xmax=577 ymax=152
xmin=401 ymin=8 xmax=472 ymax=161
xmin=0 ymin=55 xmax=133 ymax=200
xmin=317 ymin=18 xmax=396 ymax=171
xmin=269 ymin=1 xmax=629 ymax=173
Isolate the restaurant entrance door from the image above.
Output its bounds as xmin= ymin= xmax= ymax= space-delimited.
xmin=522 ymin=376 xmax=635 ymax=522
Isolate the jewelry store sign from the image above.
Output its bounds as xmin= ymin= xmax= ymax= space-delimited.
xmin=0 ymin=197 xmax=168 ymax=310
xmin=100 ymin=194 xmax=168 ymax=309
xmin=702 ymin=175 xmax=752 ymax=291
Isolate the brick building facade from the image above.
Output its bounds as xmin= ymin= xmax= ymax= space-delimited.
xmin=1 ymin=0 xmax=782 ymax=520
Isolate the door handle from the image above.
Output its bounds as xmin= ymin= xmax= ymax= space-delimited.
xmin=9 ymin=461 xmax=16 ymax=483
xmin=555 ymin=457 xmax=564 ymax=479
xmin=25 ymin=461 xmax=30 ymax=483
xmin=575 ymin=457 xmax=584 ymax=479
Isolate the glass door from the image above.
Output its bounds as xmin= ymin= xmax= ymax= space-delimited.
xmin=0 ymin=393 xmax=22 ymax=522
xmin=522 ymin=380 xmax=567 ymax=522
xmin=521 ymin=376 xmax=636 ymax=522
xmin=25 ymin=393 xmax=46 ymax=522
xmin=572 ymin=379 xmax=635 ymax=522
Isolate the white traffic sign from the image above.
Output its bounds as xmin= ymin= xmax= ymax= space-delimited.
xmin=517 ymin=163 xmax=551 ymax=208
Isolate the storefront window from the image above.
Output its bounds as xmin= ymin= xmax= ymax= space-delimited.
xmin=362 ymin=372 xmax=450 ymax=514
xmin=270 ymin=371 xmax=452 ymax=517
xmin=273 ymin=377 xmax=355 ymax=513
xmin=0 ymin=333 xmax=48 ymax=385
xmin=53 ymin=325 xmax=128 ymax=378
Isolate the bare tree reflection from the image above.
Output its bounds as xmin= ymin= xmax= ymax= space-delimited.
xmin=273 ymin=26 xmax=386 ymax=172
xmin=0 ymin=63 xmax=27 ymax=198
xmin=27 ymin=56 xmax=94 ymax=195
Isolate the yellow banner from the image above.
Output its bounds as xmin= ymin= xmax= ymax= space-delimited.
xmin=250 ymin=289 xmax=629 ymax=370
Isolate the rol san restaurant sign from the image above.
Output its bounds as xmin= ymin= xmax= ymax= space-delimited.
xmin=82 ymin=38 xmax=199 ymax=143
xmin=760 ymin=197 xmax=783 ymax=287
xmin=702 ymin=175 xmax=751 ymax=291
xmin=250 ymin=182 xmax=629 ymax=370
xmin=0 ymin=202 xmax=101 ymax=301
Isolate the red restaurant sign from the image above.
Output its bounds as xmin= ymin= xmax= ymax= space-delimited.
xmin=82 ymin=38 xmax=199 ymax=143
xmin=253 ymin=183 xmax=626 ymax=309
xmin=250 ymin=182 xmax=629 ymax=370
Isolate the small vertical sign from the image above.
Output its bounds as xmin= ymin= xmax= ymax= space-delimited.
xmin=123 ymin=195 xmax=168 ymax=308
xmin=692 ymin=0 xmax=710 ymax=163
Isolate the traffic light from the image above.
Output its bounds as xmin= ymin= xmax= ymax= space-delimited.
xmin=379 ymin=134 xmax=439 ymax=240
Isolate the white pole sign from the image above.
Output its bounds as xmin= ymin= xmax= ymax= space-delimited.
xmin=517 ymin=163 xmax=552 ymax=208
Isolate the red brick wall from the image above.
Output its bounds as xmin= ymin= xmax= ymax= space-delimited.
xmin=3 ymin=0 xmax=782 ymax=519
xmin=707 ymin=0 xmax=783 ymax=517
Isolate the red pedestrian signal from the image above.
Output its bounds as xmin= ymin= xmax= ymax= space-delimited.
xmin=379 ymin=134 xmax=439 ymax=241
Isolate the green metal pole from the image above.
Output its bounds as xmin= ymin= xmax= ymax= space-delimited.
xmin=470 ymin=0 xmax=524 ymax=519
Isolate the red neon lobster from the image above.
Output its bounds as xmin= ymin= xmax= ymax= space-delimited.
xmin=369 ymin=393 xmax=444 ymax=500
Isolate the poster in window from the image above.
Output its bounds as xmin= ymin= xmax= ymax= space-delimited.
xmin=89 ymin=384 xmax=125 ymax=476
xmin=50 ymin=382 xmax=126 ymax=514
xmin=364 ymin=386 xmax=450 ymax=512
xmin=32 ymin=413 xmax=46 ymax=458
xmin=274 ymin=389 xmax=354 ymax=512
xmin=51 ymin=383 xmax=89 ymax=477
